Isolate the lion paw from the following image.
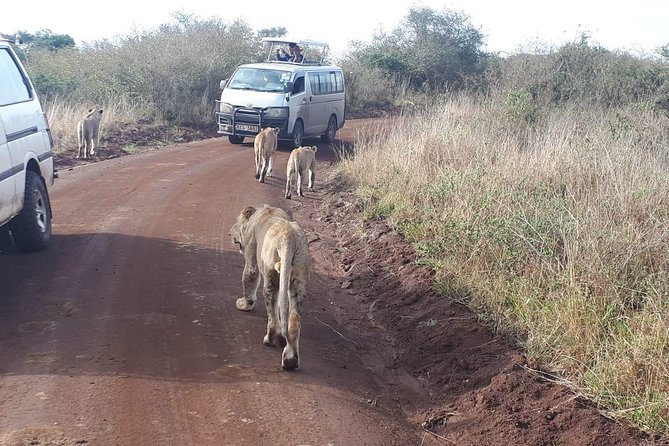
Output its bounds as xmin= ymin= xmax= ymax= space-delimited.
xmin=263 ymin=333 xmax=275 ymax=346
xmin=236 ymin=298 xmax=255 ymax=311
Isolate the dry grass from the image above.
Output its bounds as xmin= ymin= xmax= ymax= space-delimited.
xmin=340 ymin=93 xmax=669 ymax=434
xmin=43 ymin=97 xmax=154 ymax=153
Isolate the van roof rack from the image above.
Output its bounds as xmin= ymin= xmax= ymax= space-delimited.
xmin=261 ymin=37 xmax=330 ymax=66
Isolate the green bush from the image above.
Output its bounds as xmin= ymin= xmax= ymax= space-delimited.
xmin=23 ymin=14 xmax=262 ymax=126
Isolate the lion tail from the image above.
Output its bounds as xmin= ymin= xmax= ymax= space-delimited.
xmin=76 ymin=121 xmax=83 ymax=147
xmin=277 ymin=246 xmax=293 ymax=344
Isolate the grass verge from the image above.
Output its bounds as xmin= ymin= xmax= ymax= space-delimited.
xmin=339 ymin=94 xmax=669 ymax=435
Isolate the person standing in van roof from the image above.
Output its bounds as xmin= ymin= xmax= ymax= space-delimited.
xmin=290 ymin=45 xmax=304 ymax=63
xmin=276 ymin=42 xmax=296 ymax=61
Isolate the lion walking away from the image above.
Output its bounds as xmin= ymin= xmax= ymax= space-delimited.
xmin=228 ymin=205 xmax=311 ymax=370
xmin=285 ymin=145 xmax=317 ymax=199
xmin=76 ymin=108 xmax=103 ymax=159
xmin=253 ymin=127 xmax=280 ymax=183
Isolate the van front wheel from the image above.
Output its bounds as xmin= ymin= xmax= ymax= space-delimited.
xmin=321 ymin=115 xmax=337 ymax=143
xmin=228 ymin=135 xmax=245 ymax=144
xmin=291 ymin=120 xmax=304 ymax=148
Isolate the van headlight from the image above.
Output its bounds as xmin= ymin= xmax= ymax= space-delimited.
xmin=219 ymin=102 xmax=233 ymax=114
xmin=264 ymin=107 xmax=288 ymax=118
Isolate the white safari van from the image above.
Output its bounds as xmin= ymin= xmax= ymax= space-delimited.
xmin=216 ymin=38 xmax=345 ymax=148
xmin=0 ymin=39 xmax=54 ymax=252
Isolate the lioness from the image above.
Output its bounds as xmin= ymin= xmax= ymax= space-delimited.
xmin=285 ymin=145 xmax=317 ymax=199
xmin=253 ymin=127 xmax=280 ymax=183
xmin=228 ymin=205 xmax=310 ymax=370
xmin=76 ymin=108 xmax=103 ymax=159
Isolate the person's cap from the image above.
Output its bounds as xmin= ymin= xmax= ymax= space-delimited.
xmin=288 ymin=43 xmax=296 ymax=48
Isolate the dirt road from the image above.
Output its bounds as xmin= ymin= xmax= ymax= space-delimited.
xmin=0 ymin=123 xmax=426 ymax=445
xmin=0 ymin=120 xmax=656 ymax=446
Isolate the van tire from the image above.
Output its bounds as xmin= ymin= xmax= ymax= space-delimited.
xmin=321 ymin=115 xmax=337 ymax=143
xmin=228 ymin=135 xmax=245 ymax=144
xmin=9 ymin=171 xmax=52 ymax=252
xmin=291 ymin=120 xmax=304 ymax=148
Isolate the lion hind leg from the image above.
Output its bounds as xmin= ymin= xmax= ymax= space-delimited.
xmin=254 ymin=145 xmax=262 ymax=180
xmin=284 ymin=170 xmax=293 ymax=199
xmin=279 ymin=258 xmax=306 ymax=371
xmin=267 ymin=151 xmax=275 ymax=177
xmin=308 ymin=167 xmax=315 ymax=191
xmin=282 ymin=281 xmax=305 ymax=371
xmin=91 ymin=127 xmax=100 ymax=155
xmin=296 ymin=170 xmax=304 ymax=197
xmin=262 ymin=276 xmax=279 ymax=345
xmin=258 ymin=155 xmax=269 ymax=183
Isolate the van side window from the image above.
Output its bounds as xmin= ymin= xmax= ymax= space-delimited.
xmin=308 ymin=73 xmax=319 ymax=95
xmin=332 ymin=71 xmax=344 ymax=92
xmin=307 ymin=70 xmax=344 ymax=96
xmin=318 ymin=72 xmax=331 ymax=94
xmin=293 ymin=75 xmax=305 ymax=94
xmin=0 ymin=49 xmax=31 ymax=106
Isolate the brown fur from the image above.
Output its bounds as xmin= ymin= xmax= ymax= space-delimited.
xmin=228 ymin=205 xmax=310 ymax=370
xmin=76 ymin=108 xmax=103 ymax=159
xmin=253 ymin=127 xmax=280 ymax=183
xmin=285 ymin=145 xmax=317 ymax=199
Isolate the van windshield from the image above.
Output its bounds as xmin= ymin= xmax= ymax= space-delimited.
xmin=227 ymin=68 xmax=291 ymax=93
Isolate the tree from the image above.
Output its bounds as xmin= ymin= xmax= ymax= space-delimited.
xmin=659 ymin=43 xmax=669 ymax=61
xmin=349 ymin=6 xmax=486 ymax=91
xmin=258 ymin=27 xmax=287 ymax=38
xmin=2 ymin=29 xmax=76 ymax=51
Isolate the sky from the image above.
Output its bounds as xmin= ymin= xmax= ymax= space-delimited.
xmin=1 ymin=0 xmax=668 ymax=58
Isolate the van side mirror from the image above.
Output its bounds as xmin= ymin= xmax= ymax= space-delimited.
xmin=284 ymin=81 xmax=294 ymax=94
xmin=220 ymin=79 xmax=228 ymax=89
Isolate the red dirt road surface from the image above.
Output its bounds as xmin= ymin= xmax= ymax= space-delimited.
xmin=0 ymin=120 xmax=660 ymax=445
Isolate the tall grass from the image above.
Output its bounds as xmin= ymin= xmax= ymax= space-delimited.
xmin=43 ymin=97 xmax=154 ymax=153
xmin=340 ymin=94 xmax=669 ymax=434
xmin=22 ymin=14 xmax=260 ymax=128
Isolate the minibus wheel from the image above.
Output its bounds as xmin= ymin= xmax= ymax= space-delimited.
xmin=292 ymin=120 xmax=304 ymax=148
xmin=321 ymin=115 xmax=337 ymax=143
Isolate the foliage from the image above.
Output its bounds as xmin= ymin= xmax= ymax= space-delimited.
xmin=258 ymin=27 xmax=287 ymax=38
xmin=345 ymin=7 xmax=486 ymax=92
xmin=341 ymin=97 xmax=669 ymax=435
xmin=1 ymin=29 xmax=75 ymax=51
xmin=23 ymin=13 xmax=262 ymax=125
xmin=487 ymin=36 xmax=669 ymax=111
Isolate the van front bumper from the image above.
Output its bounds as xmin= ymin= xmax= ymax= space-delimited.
xmin=216 ymin=109 xmax=289 ymax=139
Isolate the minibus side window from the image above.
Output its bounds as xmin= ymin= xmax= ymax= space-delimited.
xmin=308 ymin=72 xmax=319 ymax=95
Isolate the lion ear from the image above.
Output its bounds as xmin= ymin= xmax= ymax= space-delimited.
xmin=99 ymin=109 xmax=104 ymax=114
xmin=242 ymin=206 xmax=256 ymax=219
xmin=88 ymin=108 xmax=94 ymax=113
xmin=312 ymin=146 xmax=318 ymax=152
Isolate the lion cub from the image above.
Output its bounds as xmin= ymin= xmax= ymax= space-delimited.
xmin=284 ymin=145 xmax=317 ymax=199
xmin=228 ymin=205 xmax=311 ymax=371
xmin=254 ymin=127 xmax=280 ymax=183
xmin=76 ymin=108 xmax=103 ymax=159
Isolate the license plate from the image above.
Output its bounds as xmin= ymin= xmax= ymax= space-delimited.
xmin=235 ymin=124 xmax=258 ymax=132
